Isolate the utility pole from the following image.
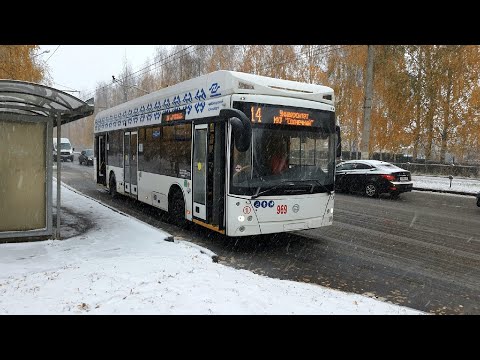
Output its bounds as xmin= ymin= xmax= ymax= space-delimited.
xmin=180 ymin=56 xmax=183 ymax=81
xmin=361 ymin=45 xmax=375 ymax=160
xmin=112 ymin=75 xmax=128 ymax=102
xmin=123 ymin=85 xmax=128 ymax=102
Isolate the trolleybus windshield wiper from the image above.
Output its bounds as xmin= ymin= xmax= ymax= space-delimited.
xmin=251 ymin=179 xmax=332 ymax=199
xmin=305 ymin=180 xmax=332 ymax=195
xmin=251 ymin=180 xmax=296 ymax=199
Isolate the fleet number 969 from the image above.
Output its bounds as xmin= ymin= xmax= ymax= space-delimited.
xmin=277 ymin=205 xmax=288 ymax=214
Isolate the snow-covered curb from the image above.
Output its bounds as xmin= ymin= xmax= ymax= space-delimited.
xmin=54 ymin=179 xmax=218 ymax=261
xmin=174 ymin=238 xmax=219 ymax=262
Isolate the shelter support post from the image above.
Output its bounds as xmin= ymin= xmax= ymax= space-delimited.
xmin=56 ymin=112 xmax=61 ymax=239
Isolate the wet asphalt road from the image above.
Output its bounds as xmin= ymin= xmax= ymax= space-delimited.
xmin=56 ymin=157 xmax=480 ymax=314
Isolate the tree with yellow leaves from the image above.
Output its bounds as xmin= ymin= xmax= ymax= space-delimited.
xmin=326 ymin=45 xmax=367 ymax=157
xmin=0 ymin=45 xmax=47 ymax=83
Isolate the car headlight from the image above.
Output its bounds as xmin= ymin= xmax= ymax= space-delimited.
xmin=88 ymin=157 xmax=93 ymax=161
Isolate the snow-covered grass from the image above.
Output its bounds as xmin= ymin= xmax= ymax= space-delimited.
xmin=0 ymin=182 xmax=423 ymax=315
xmin=412 ymin=175 xmax=480 ymax=195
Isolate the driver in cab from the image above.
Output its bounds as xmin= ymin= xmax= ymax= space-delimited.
xmin=269 ymin=136 xmax=289 ymax=175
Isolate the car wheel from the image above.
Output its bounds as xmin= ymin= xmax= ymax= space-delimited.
xmin=109 ymin=174 xmax=117 ymax=198
xmin=477 ymin=198 xmax=480 ymax=207
xmin=365 ymin=183 xmax=379 ymax=198
xmin=169 ymin=190 xmax=186 ymax=227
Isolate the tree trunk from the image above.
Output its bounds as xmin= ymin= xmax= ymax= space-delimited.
xmin=424 ymin=47 xmax=436 ymax=161
xmin=440 ymin=69 xmax=452 ymax=163
xmin=412 ymin=46 xmax=423 ymax=161
xmin=361 ymin=45 xmax=374 ymax=159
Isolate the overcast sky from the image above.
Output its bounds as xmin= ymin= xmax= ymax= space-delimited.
xmin=39 ymin=45 xmax=161 ymax=100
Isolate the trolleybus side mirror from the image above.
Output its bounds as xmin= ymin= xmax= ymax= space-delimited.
xmin=220 ymin=108 xmax=252 ymax=152
xmin=335 ymin=125 xmax=342 ymax=159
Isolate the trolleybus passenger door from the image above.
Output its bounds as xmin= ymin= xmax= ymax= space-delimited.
xmin=193 ymin=124 xmax=208 ymax=221
xmin=124 ymin=132 xmax=130 ymax=193
xmin=97 ymin=135 xmax=106 ymax=185
xmin=123 ymin=131 xmax=138 ymax=197
xmin=130 ymin=131 xmax=138 ymax=196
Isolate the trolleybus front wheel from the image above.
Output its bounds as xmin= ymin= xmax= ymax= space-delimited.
xmin=169 ymin=190 xmax=186 ymax=227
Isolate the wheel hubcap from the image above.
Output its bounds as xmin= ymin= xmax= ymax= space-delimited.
xmin=366 ymin=185 xmax=376 ymax=196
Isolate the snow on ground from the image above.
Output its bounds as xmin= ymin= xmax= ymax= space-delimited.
xmin=0 ymin=183 xmax=423 ymax=315
xmin=412 ymin=175 xmax=480 ymax=194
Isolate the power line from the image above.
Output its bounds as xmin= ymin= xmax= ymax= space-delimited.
xmin=82 ymin=45 xmax=199 ymax=101
xmin=109 ymin=45 xmax=199 ymax=95
xmin=53 ymin=81 xmax=79 ymax=92
xmin=255 ymin=45 xmax=331 ymax=74
xmin=122 ymin=45 xmax=197 ymax=83
xmin=45 ymin=46 xmax=61 ymax=63
xmin=82 ymin=45 xmax=186 ymax=99
xmin=256 ymin=45 xmax=361 ymax=76
xmin=83 ymin=45 xmax=361 ymax=104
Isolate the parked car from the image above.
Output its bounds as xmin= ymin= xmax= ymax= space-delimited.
xmin=476 ymin=192 xmax=480 ymax=207
xmin=78 ymin=149 xmax=94 ymax=166
xmin=335 ymin=159 xmax=413 ymax=198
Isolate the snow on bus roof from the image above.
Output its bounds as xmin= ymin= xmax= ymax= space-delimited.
xmin=96 ymin=70 xmax=334 ymax=119
xmin=94 ymin=71 xmax=335 ymax=134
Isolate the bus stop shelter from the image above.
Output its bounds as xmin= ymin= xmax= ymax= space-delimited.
xmin=0 ymin=80 xmax=94 ymax=242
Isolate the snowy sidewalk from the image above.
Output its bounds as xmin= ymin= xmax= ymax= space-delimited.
xmin=0 ymin=183 xmax=423 ymax=315
xmin=412 ymin=175 xmax=480 ymax=195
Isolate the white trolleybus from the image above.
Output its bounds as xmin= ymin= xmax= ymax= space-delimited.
xmin=94 ymin=70 xmax=340 ymax=236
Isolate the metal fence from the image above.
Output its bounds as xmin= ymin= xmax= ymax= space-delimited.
xmin=339 ymin=152 xmax=480 ymax=178
xmin=391 ymin=163 xmax=480 ymax=178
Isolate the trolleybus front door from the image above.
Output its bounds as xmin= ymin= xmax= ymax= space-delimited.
xmin=193 ymin=124 xmax=208 ymax=220
xmin=123 ymin=131 xmax=138 ymax=197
